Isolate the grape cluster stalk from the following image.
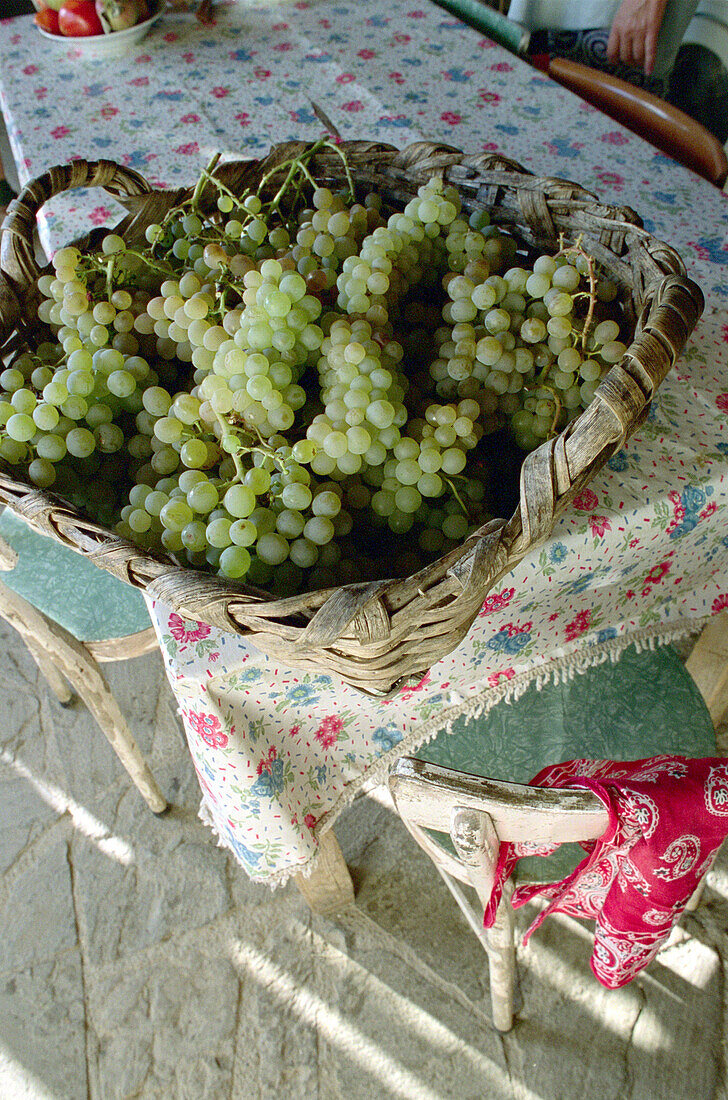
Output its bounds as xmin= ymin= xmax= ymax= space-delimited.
xmin=0 ymin=144 xmax=627 ymax=596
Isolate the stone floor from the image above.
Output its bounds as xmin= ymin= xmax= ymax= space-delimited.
xmin=1 ymin=616 xmax=727 ymax=1100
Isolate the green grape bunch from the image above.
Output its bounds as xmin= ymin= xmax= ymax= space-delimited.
xmin=0 ymin=142 xmax=628 ymax=596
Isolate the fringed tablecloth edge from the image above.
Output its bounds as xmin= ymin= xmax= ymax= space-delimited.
xmin=195 ymin=615 xmax=711 ymax=888
xmin=197 ymin=796 xmax=331 ymax=889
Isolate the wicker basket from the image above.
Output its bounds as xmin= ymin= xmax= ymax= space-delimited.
xmin=0 ymin=141 xmax=704 ymax=695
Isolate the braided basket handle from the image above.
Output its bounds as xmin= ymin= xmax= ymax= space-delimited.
xmin=0 ymin=159 xmax=153 ymax=295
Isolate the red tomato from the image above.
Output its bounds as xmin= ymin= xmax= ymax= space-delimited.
xmin=58 ymin=0 xmax=104 ymax=35
xmin=34 ymin=8 xmax=61 ymax=32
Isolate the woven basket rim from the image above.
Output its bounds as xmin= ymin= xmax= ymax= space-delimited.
xmin=0 ymin=140 xmax=705 ymax=694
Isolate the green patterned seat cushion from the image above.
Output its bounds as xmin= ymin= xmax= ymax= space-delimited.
xmin=414 ymin=644 xmax=716 ymax=881
xmin=0 ymin=508 xmax=150 ymax=642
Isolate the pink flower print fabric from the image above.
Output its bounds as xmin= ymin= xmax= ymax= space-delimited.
xmin=483 ymin=756 xmax=728 ymax=988
xmin=4 ymin=0 xmax=728 ymax=883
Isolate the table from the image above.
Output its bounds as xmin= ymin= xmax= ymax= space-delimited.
xmin=2 ymin=0 xmax=728 ymax=903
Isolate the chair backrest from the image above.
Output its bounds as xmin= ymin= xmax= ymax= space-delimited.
xmin=389 ymin=756 xmax=609 ymax=900
xmin=548 ymin=56 xmax=728 ymax=188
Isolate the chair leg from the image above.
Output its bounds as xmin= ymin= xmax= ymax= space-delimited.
xmin=484 ymin=887 xmax=516 ymax=1032
xmin=0 ymin=584 xmax=166 ymax=813
xmin=22 ymin=634 xmax=75 ymax=706
xmin=449 ymin=808 xmax=516 ymax=1032
xmin=63 ymin=647 xmax=167 ymax=814
xmin=431 ymin=858 xmax=517 ymax=1032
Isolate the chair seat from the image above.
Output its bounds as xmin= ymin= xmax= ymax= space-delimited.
xmin=415 ymin=644 xmax=716 ymax=880
xmin=0 ymin=508 xmax=150 ymax=642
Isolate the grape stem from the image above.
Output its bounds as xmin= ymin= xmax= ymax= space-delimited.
xmin=83 ymin=245 xmax=175 ymax=282
xmin=554 ymin=235 xmax=597 ymax=351
xmin=105 ymin=256 xmax=115 ymax=301
xmin=541 ymin=383 xmax=563 ymax=438
xmin=532 ymin=361 xmax=553 ymax=387
xmin=213 ymin=409 xmax=246 ymax=481
xmin=127 ymin=247 xmax=177 ymax=278
xmin=191 ymin=153 xmax=222 ymax=211
xmin=216 ymin=285 xmax=231 ymax=319
xmin=321 ymin=139 xmax=356 ymax=204
xmin=257 ymin=141 xmax=323 ymax=196
xmin=263 ymin=155 xmax=318 ymax=223
xmin=196 ymin=168 xmax=248 ymax=215
xmin=258 ymin=139 xmax=356 ymax=219
xmin=444 ymin=476 xmax=470 ymax=518
xmin=214 ymin=411 xmax=295 ymax=484
xmin=158 ymin=153 xmax=238 ymax=235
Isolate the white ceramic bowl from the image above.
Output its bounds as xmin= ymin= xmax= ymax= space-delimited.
xmin=37 ymin=10 xmax=162 ymax=57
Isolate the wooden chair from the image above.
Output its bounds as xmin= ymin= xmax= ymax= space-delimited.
xmin=431 ymin=7 xmax=726 ymax=185
xmin=389 ymin=757 xmax=608 ymax=1030
xmin=548 ymin=56 xmax=728 ymax=188
xmin=388 ymin=630 xmax=728 ymax=1031
xmin=0 ymin=509 xmax=166 ymax=813
xmin=0 ymin=507 xmax=360 ymax=915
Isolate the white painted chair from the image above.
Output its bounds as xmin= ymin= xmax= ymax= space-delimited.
xmin=388 ymin=758 xmax=609 ymax=1030
xmin=388 ymin=624 xmax=728 ymax=1031
xmin=0 ymin=515 xmax=166 ymax=813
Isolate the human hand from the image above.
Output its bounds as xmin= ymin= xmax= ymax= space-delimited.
xmin=607 ymin=0 xmax=668 ymax=75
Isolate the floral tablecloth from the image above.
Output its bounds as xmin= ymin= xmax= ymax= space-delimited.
xmin=2 ymin=0 xmax=728 ymax=882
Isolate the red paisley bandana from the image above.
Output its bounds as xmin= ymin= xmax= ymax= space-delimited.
xmin=483 ymin=756 xmax=728 ymax=988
